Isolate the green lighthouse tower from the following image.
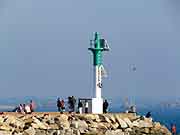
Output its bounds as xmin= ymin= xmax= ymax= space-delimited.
xmin=88 ymin=32 xmax=109 ymax=114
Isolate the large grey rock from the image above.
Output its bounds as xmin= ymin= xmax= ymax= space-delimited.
xmin=105 ymin=114 xmax=116 ymax=123
xmin=24 ymin=127 xmax=36 ymax=135
xmin=138 ymin=120 xmax=153 ymax=128
xmin=115 ymin=115 xmax=128 ymax=128
xmin=153 ymin=122 xmax=161 ymax=130
xmin=54 ymin=115 xmax=69 ymax=129
xmin=98 ymin=122 xmax=108 ymax=130
xmin=32 ymin=117 xmax=49 ymax=129
xmin=11 ymin=119 xmax=25 ymax=129
xmin=0 ymin=131 xmax=11 ymax=135
xmin=88 ymin=121 xmax=98 ymax=128
xmin=34 ymin=129 xmax=47 ymax=135
xmin=105 ymin=129 xmax=124 ymax=135
xmin=111 ymin=122 xmax=119 ymax=130
xmin=56 ymin=114 xmax=68 ymax=122
xmin=73 ymin=129 xmax=80 ymax=135
xmin=0 ymin=124 xmax=11 ymax=131
xmin=123 ymin=118 xmax=133 ymax=128
xmin=48 ymin=124 xmax=59 ymax=130
xmin=0 ymin=116 xmax=4 ymax=124
xmin=132 ymin=121 xmax=139 ymax=127
xmin=71 ymin=120 xmax=88 ymax=130
xmin=79 ymin=114 xmax=99 ymax=122
xmin=24 ymin=117 xmax=33 ymax=124
xmin=98 ymin=114 xmax=111 ymax=123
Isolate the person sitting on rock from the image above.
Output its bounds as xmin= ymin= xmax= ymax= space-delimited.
xmin=103 ymin=99 xmax=109 ymax=113
xmin=29 ymin=100 xmax=36 ymax=112
xmin=128 ymin=105 xmax=136 ymax=113
xmin=25 ymin=104 xmax=31 ymax=114
xmin=19 ymin=104 xmax=25 ymax=114
xmin=145 ymin=112 xmax=151 ymax=118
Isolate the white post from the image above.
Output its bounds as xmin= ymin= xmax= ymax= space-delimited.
xmin=95 ymin=65 xmax=102 ymax=98
xmin=92 ymin=65 xmax=103 ymax=114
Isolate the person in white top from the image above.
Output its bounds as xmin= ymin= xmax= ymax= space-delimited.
xmin=25 ymin=105 xmax=31 ymax=114
xmin=85 ymin=100 xmax=88 ymax=113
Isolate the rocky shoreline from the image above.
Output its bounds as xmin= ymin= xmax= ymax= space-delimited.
xmin=0 ymin=112 xmax=171 ymax=135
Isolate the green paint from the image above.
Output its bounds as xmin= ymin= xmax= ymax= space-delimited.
xmin=94 ymin=32 xmax=102 ymax=65
xmin=89 ymin=32 xmax=105 ymax=66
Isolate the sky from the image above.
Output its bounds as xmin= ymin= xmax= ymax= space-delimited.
xmin=0 ymin=0 xmax=180 ymax=101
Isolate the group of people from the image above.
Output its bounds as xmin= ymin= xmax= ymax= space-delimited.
xmin=57 ymin=96 xmax=76 ymax=113
xmin=57 ymin=97 xmax=109 ymax=114
xmin=13 ymin=100 xmax=36 ymax=114
xmin=57 ymin=98 xmax=65 ymax=113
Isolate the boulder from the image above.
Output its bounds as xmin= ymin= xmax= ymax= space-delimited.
xmin=55 ymin=114 xmax=68 ymax=122
xmin=4 ymin=115 xmax=16 ymax=124
xmin=32 ymin=117 xmax=49 ymax=129
xmin=125 ymin=128 xmax=132 ymax=132
xmin=98 ymin=122 xmax=108 ymax=130
xmin=132 ymin=121 xmax=139 ymax=127
xmin=105 ymin=114 xmax=116 ymax=123
xmin=24 ymin=117 xmax=33 ymax=124
xmin=123 ymin=118 xmax=133 ymax=128
xmin=142 ymin=128 xmax=150 ymax=134
xmin=153 ymin=122 xmax=161 ymax=130
xmin=110 ymin=122 xmax=119 ymax=130
xmin=73 ymin=129 xmax=80 ymax=135
xmin=48 ymin=124 xmax=59 ymax=130
xmin=138 ymin=120 xmax=153 ymax=128
xmin=0 ymin=116 xmax=4 ymax=124
xmin=0 ymin=124 xmax=11 ymax=131
xmin=24 ymin=127 xmax=36 ymax=135
xmin=98 ymin=114 xmax=111 ymax=123
xmin=79 ymin=114 xmax=99 ymax=121
xmin=71 ymin=120 xmax=88 ymax=130
xmin=115 ymin=115 xmax=128 ymax=128
xmin=11 ymin=119 xmax=25 ymax=129
xmin=0 ymin=131 xmax=11 ymax=135
xmin=105 ymin=129 xmax=124 ymax=135
xmin=88 ymin=121 xmax=98 ymax=128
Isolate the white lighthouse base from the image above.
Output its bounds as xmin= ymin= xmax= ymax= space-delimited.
xmin=92 ymin=98 xmax=103 ymax=114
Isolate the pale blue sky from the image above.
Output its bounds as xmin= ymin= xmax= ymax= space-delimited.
xmin=0 ymin=0 xmax=180 ymax=100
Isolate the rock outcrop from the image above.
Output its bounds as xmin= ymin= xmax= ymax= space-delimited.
xmin=0 ymin=112 xmax=171 ymax=135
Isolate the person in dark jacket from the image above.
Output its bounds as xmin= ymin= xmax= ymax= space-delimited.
xmin=78 ymin=100 xmax=83 ymax=114
xmin=57 ymin=98 xmax=61 ymax=112
xmin=103 ymin=99 xmax=109 ymax=113
xmin=145 ymin=112 xmax=151 ymax=118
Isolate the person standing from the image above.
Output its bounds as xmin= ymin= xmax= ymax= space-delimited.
xmin=71 ymin=96 xmax=76 ymax=112
xmin=68 ymin=96 xmax=73 ymax=113
xmin=60 ymin=99 xmax=65 ymax=113
xmin=57 ymin=98 xmax=61 ymax=112
xmin=78 ymin=100 xmax=83 ymax=114
xmin=85 ymin=100 xmax=88 ymax=113
xmin=103 ymin=99 xmax=109 ymax=113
